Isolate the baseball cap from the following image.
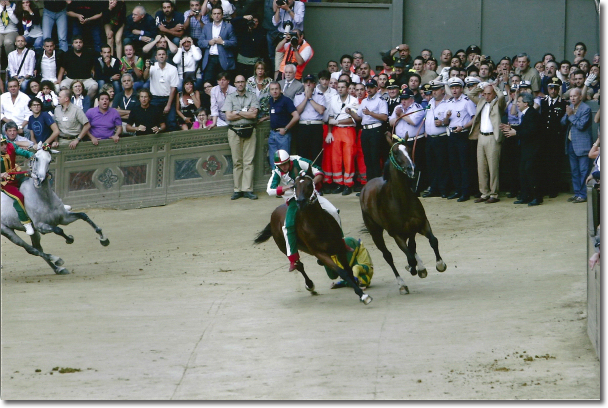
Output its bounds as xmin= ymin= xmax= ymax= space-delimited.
xmin=394 ymin=61 xmax=405 ymax=69
xmin=365 ymin=79 xmax=378 ymax=87
xmin=303 ymin=74 xmax=316 ymax=82
xmin=399 ymin=88 xmax=414 ymax=99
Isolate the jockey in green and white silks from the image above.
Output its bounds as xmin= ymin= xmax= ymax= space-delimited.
xmin=266 ymin=150 xmax=342 ymax=271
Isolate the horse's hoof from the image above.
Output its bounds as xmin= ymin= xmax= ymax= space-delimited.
xmin=417 ymin=269 xmax=427 ymax=279
xmin=405 ymin=265 xmax=412 ymax=273
xmin=360 ymin=294 xmax=372 ymax=305
xmin=100 ymin=238 xmax=110 ymax=247
xmin=399 ymin=285 xmax=409 ymax=295
xmin=66 ymin=235 xmax=74 ymax=244
xmin=408 ymin=267 xmax=417 ymax=276
xmin=436 ymin=260 xmax=447 ymax=272
xmin=305 ymin=283 xmax=315 ymax=292
xmin=55 ymin=268 xmax=70 ymax=275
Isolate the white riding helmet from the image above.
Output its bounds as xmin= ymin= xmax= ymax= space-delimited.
xmin=274 ymin=150 xmax=290 ymax=166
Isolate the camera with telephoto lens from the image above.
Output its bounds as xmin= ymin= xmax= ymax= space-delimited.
xmin=193 ymin=10 xmax=199 ymax=14
xmin=289 ymin=33 xmax=299 ymax=47
xmin=247 ymin=19 xmax=256 ymax=28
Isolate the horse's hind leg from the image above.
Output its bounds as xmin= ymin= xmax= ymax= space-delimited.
xmin=364 ymin=219 xmax=408 ymax=295
xmin=30 ymin=231 xmax=64 ymax=266
xmin=1 ymin=226 xmax=68 ymax=274
xmin=63 ymin=212 xmax=109 ymax=246
xmin=294 ymin=262 xmax=315 ymax=293
xmin=37 ymin=223 xmax=74 ymax=244
xmin=421 ymin=220 xmax=447 ymax=272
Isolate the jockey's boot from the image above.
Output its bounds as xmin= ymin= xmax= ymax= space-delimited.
xmin=24 ymin=222 xmax=35 ymax=236
xmin=288 ymin=253 xmax=300 ymax=272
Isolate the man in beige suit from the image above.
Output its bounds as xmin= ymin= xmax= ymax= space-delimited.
xmin=468 ymin=82 xmax=506 ymax=203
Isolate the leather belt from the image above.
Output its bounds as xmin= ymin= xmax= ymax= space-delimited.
xmin=480 ymin=132 xmax=493 ymax=136
xmin=336 ymin=125 xmax=355 ymax=128
xmin=229 ymin=125 xmax=254 ymax=130
xmin=428 ymin=133 xmax=447 ymax=137
xmin=299 ymin=120 xmax=323 ymax=125
xmin=362 ymin=122 xmax=382 ymax=129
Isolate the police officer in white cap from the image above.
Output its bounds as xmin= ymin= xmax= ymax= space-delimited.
xmin=444 ymin=77 xmax=477 ymax=201
xmin=464 ymin=76 xmax=481 ymax=96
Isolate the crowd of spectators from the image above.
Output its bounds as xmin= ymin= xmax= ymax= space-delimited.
xmin=0 ymin=0 xmax=599 ymax=204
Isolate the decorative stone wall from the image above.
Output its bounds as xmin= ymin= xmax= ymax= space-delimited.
xmin=47 ymin=124 xmax=271 ymax=210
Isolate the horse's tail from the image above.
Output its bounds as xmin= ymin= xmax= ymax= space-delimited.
xmin=254 ymin=223 xmax=273 ymax=244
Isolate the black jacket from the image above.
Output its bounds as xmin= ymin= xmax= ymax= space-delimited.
xmin=35 ymin=49 xmax=65 ymax=80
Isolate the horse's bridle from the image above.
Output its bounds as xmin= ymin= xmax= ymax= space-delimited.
xmin=296 ymin=171 xmax=319 ymax=205
xmin=389 ymin=142 xmax=413 ymax=176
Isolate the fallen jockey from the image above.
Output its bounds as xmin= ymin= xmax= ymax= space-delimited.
xmin=266 ymin=149 xmax=349 ymax=272
xmin=1 ymin=135 xmax=35 ymax=235
xmin=325 ymin=236 xmax=374 ymax=289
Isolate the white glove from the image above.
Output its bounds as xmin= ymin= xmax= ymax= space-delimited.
xmin=584 ymin=73 xmax=596 ymax=87
xmin=478 ymin=82 xmax=489 ymax=89
xmin=327 ymin=118 xmax=338 ymax=125
xmin=325 ymin=132 xmax=334 ymax=143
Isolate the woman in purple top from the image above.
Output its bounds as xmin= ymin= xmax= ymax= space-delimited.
xmin=85 ymin=92 xmax=122 ymax=145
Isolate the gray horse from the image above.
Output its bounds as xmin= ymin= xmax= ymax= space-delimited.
xmin=1 ymin=146 xmax=109 ymax=275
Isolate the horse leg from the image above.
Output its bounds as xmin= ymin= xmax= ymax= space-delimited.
xmin=364 ymin=219 xmax=408 ymax=295
xmin=36 ymin=222 xmax=74 ymax=244
xmin=421 ymin=220 xmax=447 ymax=272
xmin=1 ymin=226 xmax=68 ymax=274
xmin=63 ymin=212 xmax=109 ymax=246
xmin=406 ymin=236 xmax=427 ymax=279
xmin=294 ymin=261 xmax=315 ymax=293
xmin=393 ymin=234 xmax=420 ymax=277
xmin=317 ymin=252 xmax=372 ymax=304
xmin=29 ymin=230 xmax=64 ymax=266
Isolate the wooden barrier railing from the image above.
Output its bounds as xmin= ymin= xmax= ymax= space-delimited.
xmin=586 ymin=183 xmax=600 ymax=360
xmin=47 ymin=123 xmax=272 ymax=210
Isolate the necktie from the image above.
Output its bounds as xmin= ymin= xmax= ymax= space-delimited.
xmin=283 ymin=81 xmax=291 ymax=93
xmin=550 ymin=99 xmax=554 ymax=107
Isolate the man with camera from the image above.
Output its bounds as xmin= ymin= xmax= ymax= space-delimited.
xmin=276 ymin=29 xmax=313 ymax=81
xmin=223 ymin=74 xmax=259 ymax=201
xmin=183 ymin=0 xmax=205 ymax=46
xmin=232 ymin=14 xmax=266 ymax=80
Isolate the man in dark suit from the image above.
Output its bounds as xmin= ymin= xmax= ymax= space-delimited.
xmin=277 ymin=64 xmax=303 ymax=101
xmin=539 ymin=77 xmax=568 ymax=197
xmin=560 ymin=87 xmax=594 ymax=203
xmin=199 ymin=5 xmax=237 ymax=85
xmin=504 ymin=93 xmax=542 ymax=206
xmin=123 ymin=5 xmax=158 ymax=51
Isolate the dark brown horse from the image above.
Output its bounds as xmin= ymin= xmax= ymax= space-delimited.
xmin=359 ymin=142 xmax=447 ymax=295
xmin=254 ymin=166 xmax=372 ymax=304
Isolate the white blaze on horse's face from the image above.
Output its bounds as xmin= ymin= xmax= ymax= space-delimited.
xmin=31 ymin=149 xmax=52 ymax=188
xmin=397 ymin=144 xmax=415 ymax=178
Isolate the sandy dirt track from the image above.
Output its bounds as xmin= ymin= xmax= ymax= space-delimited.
xmin=0 ymin=192 xmax=600 ymax=400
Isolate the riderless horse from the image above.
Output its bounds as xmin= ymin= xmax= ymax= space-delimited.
xmin=359 ymin=141 xmax=446 ymax=295
xmin=255 ymin=166 xmax=372 ymax=305
xmin=1 ymin=144 xmax=110 ymax=275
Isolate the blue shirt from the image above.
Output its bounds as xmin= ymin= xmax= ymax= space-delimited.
xmin=155 ymin=10 xmax=185 ymax=39
xmin=28 ymin=112 xmax=55 ymax=144
xmin=269 ymin=94 xmax=296 ymax=130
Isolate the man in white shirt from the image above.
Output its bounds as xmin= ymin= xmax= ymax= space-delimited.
xmin=143 ymin=47 xmax=179 ymax=131
xmin=172 ymin=36 xmax=202 ymax=92
xmin=35 ymin=38 xmax=65 ymax=92
xmin=1 ymin=79 xmax=32 ymax=139
xmin=7 ymin=36 xmax=35 ymax=92
xmin=209 ymin=71 xmax=236 ymax=128
xmin=330 ymin=54 xmax=361 ymax=84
